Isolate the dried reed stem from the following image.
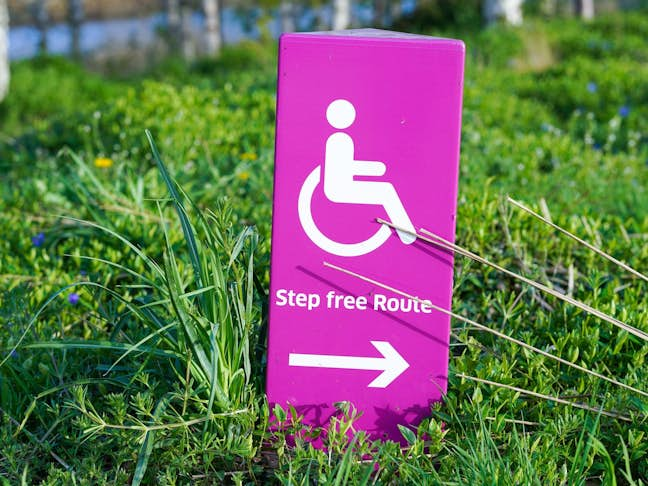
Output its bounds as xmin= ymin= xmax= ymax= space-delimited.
xmin=376 ymin=218 xmax=648 ymax=342
xmin=507 ymin=197 xmax=648 ymax=283
xmin=322 ymin=262 xmax=648 ymax=400
xmin=455 ymin=373 xmax=632 ymax=422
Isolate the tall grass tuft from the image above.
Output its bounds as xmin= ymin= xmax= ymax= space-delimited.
xmin=6 ymin=133 xmax=266 ymax=483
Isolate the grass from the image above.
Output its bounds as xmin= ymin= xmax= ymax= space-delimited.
xmin=1 ymin=10 xmax=647 ymax=484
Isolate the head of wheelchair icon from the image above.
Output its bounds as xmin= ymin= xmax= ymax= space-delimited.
xmin=297 ymin=99 xmax=416 ymax=257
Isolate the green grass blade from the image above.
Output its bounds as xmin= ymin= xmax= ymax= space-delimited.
xmin=160 ymin=217 xmax=213 ymax=385
xmin=333 ymin=436 xmax=358 ymax=486
xmin=132 ymin=393 xmax=173 ymax=486
xmin=146 ymin=130 xmax=204 ymax=295
xmin=57 ymin=216 xmax=164 ymax=278
xmin=103 ymin=322 xmax=177 ymax=375
xmin=22 ymin=340 xmax=180 ymax=359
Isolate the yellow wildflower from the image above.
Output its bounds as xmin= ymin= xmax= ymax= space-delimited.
xmin=238 ymin=171 xmax=250 ymax=181
xmin=240 ymin=152 xmax=257 ymax=161
xmin=94 ymin=157 xmax=114 ymax=169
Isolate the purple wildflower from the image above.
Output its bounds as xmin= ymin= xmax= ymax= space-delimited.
xmin=68 ymin=293 xmax=80 ymax=305
xmin=586 ymin=82 xmax=597 ymax=93
xmin=31 ymin=232 xmax=45 ymax=247
xmin=619 ymin=105 xmax=630 ymax=117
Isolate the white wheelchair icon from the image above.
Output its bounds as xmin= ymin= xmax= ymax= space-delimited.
xmin=297 ymin=99 xmax=416 ymax=257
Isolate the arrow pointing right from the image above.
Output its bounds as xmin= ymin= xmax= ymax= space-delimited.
xmin=288 ymin=341 xmax=409 ymax=388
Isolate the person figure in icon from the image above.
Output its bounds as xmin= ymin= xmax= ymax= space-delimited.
xmin=323 ymin=99 xmax=416 ymax=244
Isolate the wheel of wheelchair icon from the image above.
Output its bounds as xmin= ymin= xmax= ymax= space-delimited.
xmin=297 ymin=165 xmax=392 ymax=257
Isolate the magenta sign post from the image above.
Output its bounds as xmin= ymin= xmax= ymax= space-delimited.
xmin=266 ymin=30 xmax=465 ymax=442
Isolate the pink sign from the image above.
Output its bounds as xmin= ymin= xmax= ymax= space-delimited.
xmin=267 ymin=29 xmax=465 ymax=442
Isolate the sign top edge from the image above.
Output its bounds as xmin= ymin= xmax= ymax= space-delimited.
xmin=280 ymin=29 xmax=465 ymax=50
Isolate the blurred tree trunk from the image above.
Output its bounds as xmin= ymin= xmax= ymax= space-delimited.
xmin=167 ymin=0 xmax=182 ymax=53
xmin=389 ymin=0 xmax=402 ymax=25
xmin=280 ymin=0 xmax=295 ymax=33
xmin=332 ymin=0 xmax=351 ymax=30
xmin=0 ymin=0 xmax=8 ymax=102
xmin=483 ymin=0 xmax=523 ymax=25
xmin=203 ymin=0 xmax=222 ymax=55
xmin=67 ymin=0 xmax=84 ymax=59
xmin=31 ymin=0 xmax=49 ymax=54
xmin=167 ymin=0 xmax=194 ymax=59
xmin=540 ymin=0 xmax=557 ymax=16
xmin=373 ymin=0 xmax=387 ymax=26
xmin=180 ymin=4 xmax=195 ymax=60
xmin=574 ymin=0 xmax=595 ymax=20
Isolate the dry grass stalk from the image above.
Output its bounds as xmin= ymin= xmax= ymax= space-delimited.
xmin=455 ymin=373 xmax=632 ymax=422
xmin=507 ymin=197 xmax=648 ymax=283
xmin=322 ymin=261 xmax=648 ymax=400
xmin=376 ymin=218 xmax=648 ymax=342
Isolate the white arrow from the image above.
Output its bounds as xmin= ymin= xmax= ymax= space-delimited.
xmin=288 ymin=341 xmax=409 ymax=388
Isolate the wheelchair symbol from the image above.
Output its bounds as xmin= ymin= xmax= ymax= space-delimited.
xmin=297 ymin=100 xmax=416 ymax=257
xmin=298 ymin=165 xmax=393 ymax=257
